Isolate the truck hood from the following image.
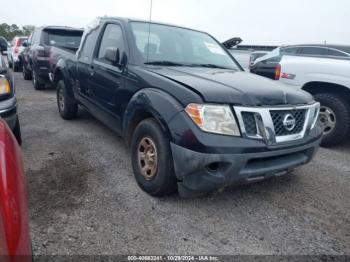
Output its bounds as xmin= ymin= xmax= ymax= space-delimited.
xmin=146 ymin=67 xmax=313 ymax=106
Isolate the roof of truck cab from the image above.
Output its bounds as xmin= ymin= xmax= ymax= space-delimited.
xmin=99 ymin=16 xmax=207 ymax=34
xmin=282 ymin=44 xmax=350 ymax=54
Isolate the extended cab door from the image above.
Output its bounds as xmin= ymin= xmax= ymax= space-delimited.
xmin=88 ymin=22 xmax=127 ymax=131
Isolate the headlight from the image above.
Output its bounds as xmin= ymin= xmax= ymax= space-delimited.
xmin=0 ymin=78 xmax=10 ymax=95
xmin=185 ymin=103 xmax=241 ymax=136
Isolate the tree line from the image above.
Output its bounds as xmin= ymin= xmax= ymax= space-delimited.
xmin=0 ymin=23 xmax=35 ymax=41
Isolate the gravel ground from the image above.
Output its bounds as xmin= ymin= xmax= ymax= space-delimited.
xmin=12 ymin=70 xmax=350 ymax=255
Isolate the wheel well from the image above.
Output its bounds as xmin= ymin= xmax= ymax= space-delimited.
xmin=125 ymin=109 xmax=169 ymax=146
xmin=54 ymin=70 xmax=63 ymax=86
xmin=302 ymin=82 xmax=350 ymax=101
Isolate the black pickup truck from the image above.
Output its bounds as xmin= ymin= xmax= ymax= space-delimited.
xmin=51 ymin=17 xmax=323 ymax=197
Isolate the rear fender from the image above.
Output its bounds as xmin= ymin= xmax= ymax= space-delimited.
xmin=54 ymin=60 xmax=75 ymax=98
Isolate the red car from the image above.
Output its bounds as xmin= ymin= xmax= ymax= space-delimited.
xmin=0 ymin=119 xmax=31 ymax=260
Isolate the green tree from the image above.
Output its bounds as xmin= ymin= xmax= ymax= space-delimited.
xmin=0 ymin=23 xmax=35 ymax=40
xmin=22 ymin=25 xmax=35 ymax=36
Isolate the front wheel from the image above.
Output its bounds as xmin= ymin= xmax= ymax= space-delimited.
xmin=314 ymin=93 xmax=350 ymax=147
xmin=57 ymin=80 xmax=78 ymax=119
xmin=131 ymin=119 xmax=177 ymax=196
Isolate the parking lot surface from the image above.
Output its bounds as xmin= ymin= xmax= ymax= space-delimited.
xmin=14 ymin=71 xmax=350 ymax=255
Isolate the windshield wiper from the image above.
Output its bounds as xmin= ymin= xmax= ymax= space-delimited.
xmin=189 ymin=63 xmax=231 ymax=70
xmin=144 ymin=61 xmax=185 ymax=66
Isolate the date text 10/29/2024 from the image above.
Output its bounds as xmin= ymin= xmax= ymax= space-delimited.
xmin=127 ymin=256 xmax=219 ymax=261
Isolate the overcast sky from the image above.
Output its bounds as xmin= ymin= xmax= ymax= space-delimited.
xmin=2 ymin=0 xmax=350 ymax=45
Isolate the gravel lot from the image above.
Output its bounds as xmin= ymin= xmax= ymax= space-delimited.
xmin=12 ymin=70 xmax=350 ymax=255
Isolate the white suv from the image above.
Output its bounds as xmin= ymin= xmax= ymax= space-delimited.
xmin=7 ymin=36 xmax=28 ymax=72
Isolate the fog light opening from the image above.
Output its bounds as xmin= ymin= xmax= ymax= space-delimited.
xmin=207 ymin=162 xmax=220 ymax=172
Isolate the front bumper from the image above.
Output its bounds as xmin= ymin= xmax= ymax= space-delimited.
xmin=171 ymin=139 xmax=321 ymax=197
xmin=0 ymin=97 xmax=18 ymax=130
xmin=171 ymin=137 xmax=321 ymax=197
xmin=168 ymin=111 xmax=323 ymax=197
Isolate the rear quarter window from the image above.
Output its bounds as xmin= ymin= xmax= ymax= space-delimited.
xmin=79 ymin=29 xmax=100 ymax=63
xmin=299 ymin=47 xmax=328 ymax=56
xmin=328 ymin=49 xmax=349 ymax=57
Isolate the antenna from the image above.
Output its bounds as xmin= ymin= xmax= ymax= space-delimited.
xmin=149 ymin=0 xmax=153 ymax=22
xmin=146 ymin=0 xmax=153 ymax=62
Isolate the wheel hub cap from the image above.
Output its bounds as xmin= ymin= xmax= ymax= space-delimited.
xmin=32 ymin=71 xmax=36 ymax=84
xmin=137 ymin=137 xmax=158 ymax=180
xmin=58 ymin=88 xmax=65 ymax=111
xmin=319 ymin=106 xmax=336 ymax=135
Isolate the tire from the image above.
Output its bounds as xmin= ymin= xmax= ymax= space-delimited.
xmin=22 ymin=65 xmax=32 ymax=80
xmin=13 ymin=62 xmax=20 ymax=72
xmin=314 ymin=93 xmax=350 ymax=147
xmin=57 ymin=80 xmax=78 ymax=119
xmin=13 ymin=117 xmax=22 ymax=146
xmin=131 ymin=118 xmax=177 ymax=196
xmin=32 ymin=67 xmax=45 ymax=90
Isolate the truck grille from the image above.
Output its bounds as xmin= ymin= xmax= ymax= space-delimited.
xmin=270 ymin=109 xmax=306 ymax=136
xmin=235 ymin=103 xmax=320 ymax=145
xmin=241 ymin=112 xmax=257 ymax=136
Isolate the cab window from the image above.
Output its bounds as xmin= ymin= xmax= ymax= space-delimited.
xmin=97 ymin=23 xmax=125 ymax=65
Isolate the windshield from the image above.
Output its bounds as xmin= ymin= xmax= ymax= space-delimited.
xmin=130 ymin=22 xmax=240 ymax=70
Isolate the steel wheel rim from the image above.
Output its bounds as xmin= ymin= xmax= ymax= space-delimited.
xmin=32 ymin=70 xmax=36 ymax=85
xmin=58 ymin=87 xmax=65 ymax=111
xmin=137 ymin=137 xmax=158 ymax=181
xmin=319 ymin=106 xmax=336 ymax=135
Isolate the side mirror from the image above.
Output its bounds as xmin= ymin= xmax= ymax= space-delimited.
xmin=104 ymin=47 xmax=120 ymax=65
xmin=120 ymin=51 xmax=128 ymax=68
xmin=22 ymin=41 xmax=29 ymax=47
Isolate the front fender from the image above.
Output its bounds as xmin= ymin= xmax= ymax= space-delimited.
xmin=122 ymin=88 xmax=185 ymax=141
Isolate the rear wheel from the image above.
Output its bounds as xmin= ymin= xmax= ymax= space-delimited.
xmin=13 ymin=62 xmax=20 ymax=72
xmin=22 ymin=64 xmax=32 ymax=80
xmin=32 ymin=68 xmax=45 ymax=90
xmin=57 ymin=80 xmax=78 ymax=119
xmin=314 ymin=93 xmax=350 ymax=147
xmin=131 ymin=118 xmax=177 ymax=196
